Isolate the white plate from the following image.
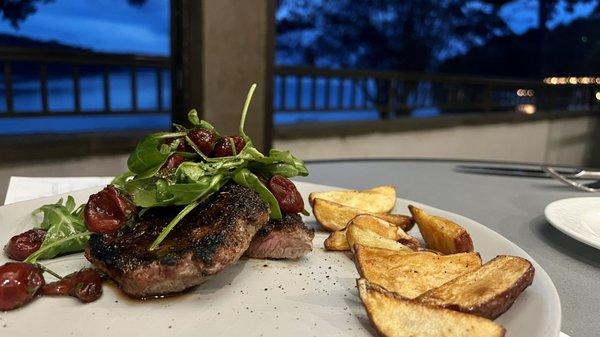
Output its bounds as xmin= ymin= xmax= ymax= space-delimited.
xmin=545 ymin=197 xmax=600 ymax=250
xmin=0 ymin=182 xmax=561 ymax=337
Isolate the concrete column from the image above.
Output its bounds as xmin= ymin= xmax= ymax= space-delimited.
xmin=201 ymin=0 xmax=274 ymax=151
xmin=171 ymin=0 xmax=274 ymax=151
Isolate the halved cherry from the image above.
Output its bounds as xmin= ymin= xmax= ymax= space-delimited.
xmin=84 ymin=186 xmax=136 ymax=234
xmin=212 ymin=136 xmax=246 ymax=157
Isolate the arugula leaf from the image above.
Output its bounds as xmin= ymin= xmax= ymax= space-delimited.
xmin=188 ymin=109 xmax=221 ymax=136
xmin=232 ymin=168 xmax=282 ymax=219
xmin=25 ymin=197 xmax=90 ymax=263
xmin=112 ymin=170 xmax=135 ymax=188
xmin=127 ymin=132 xmax=185 ymax=175
xmin=149 ymin=174 xmax=228 ymax=250
xmin=239 ymin=83 xmax=257 ymax=143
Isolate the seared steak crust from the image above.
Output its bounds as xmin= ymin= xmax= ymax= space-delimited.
xmin=244 ymin=213 xmax=314 ymax=260
xmin=85 ymin=184 xmax=269 ymax=298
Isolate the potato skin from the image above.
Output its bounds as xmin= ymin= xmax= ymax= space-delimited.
xmin=417 ymin=255 xmax=535 ymax=319
xmin=308 ymin=185 xmax=396 ymax=213
xmin=408 ymin=205 xmax=473 ymax=254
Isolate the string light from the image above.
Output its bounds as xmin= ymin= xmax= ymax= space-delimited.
xmin=516 ymin=89 xmax=534 ymax=97
xmin=543 ymin=76 xmax=600 ymax=85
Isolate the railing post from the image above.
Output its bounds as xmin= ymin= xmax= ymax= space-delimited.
xmin=4 ymin=62 xmax=13 ymax=114
xmin=103 ymin=66 xmax=110 ymax=112
xmin=156 ymin=68 xmax=163 ymax=112
xmin=295 ymin=75 xmax=302 ymax=110
xmin=310 ymin=75 xmax=316 ymax=110
xmin=73 ymin=65 xmax=81 ymax=113
xmin=387 ymin=78 xmax=395 ymax=118
xmin=324 ymin=77 xmax=330 ymax=109
xmin=40 ymin=64 xmax=49 ymax=114
xmin=131 ymin=67 xmax=138 ymax=112
xmin=484 ymin=84 xmax=492 ymax=112
xmin=338 ymin=77 xmax=344 ymax=109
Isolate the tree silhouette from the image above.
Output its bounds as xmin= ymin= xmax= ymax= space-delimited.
xmin=276 ymin=0 xmax=600 ymax=116
xmin=0 ymin=0 xmax=148 ymax=29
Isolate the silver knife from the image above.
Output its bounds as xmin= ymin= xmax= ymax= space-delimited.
xmin=455 ymin=165 xmax=600 ymax=179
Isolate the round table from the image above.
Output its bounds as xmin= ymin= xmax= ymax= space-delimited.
xmin=298 ymin=159 xmax=598 ymax=337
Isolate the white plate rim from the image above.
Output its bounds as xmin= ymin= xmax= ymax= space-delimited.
xmin=545 ymin=197 xmax=600 ymax=250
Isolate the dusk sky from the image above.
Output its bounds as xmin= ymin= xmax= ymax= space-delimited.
xmin=0 ymin=0 xmax=170 ymax=55
xmin=0 ymin=0 xmax=596 ymax=56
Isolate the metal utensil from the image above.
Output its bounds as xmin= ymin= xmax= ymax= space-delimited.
xmin=455 ymin=165 xmax=600 ymax=180
xmin=543 ymin=166 xmax=600 ymax=192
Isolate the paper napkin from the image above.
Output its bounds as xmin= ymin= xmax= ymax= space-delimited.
xmin=4 ymin=176 xmax=113 ymax=205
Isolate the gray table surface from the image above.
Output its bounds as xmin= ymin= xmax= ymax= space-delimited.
xmin=298 ymin=159 xmax=598 ymax=337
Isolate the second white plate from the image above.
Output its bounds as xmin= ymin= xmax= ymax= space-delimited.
xmin=545 ymin=197 xmax=600 ymax=250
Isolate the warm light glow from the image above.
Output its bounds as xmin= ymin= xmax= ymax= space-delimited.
xmin=517 ymin=104 xmax=536 ymax=115
xmin=596 ymin=91 xmax=600 ymax=101
xmin=526 ymin=89 xmax=534 ymax=96
xmin=543 ymin=76 xmax=600 ymax=85
xmin=516 ymin=89 xmax=525 ymax=96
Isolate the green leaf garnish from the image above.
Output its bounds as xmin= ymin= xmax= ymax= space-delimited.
xmin=25 ymin=197 xmax=89 ymax=263
xmin=29 ymin=83 xmax=309 ymax=255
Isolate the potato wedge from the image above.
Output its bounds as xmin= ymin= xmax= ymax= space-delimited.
xmin=417 ymin=255 xmax=535 ymax=319
xmin=324 ymin=229 xmax=350 ymax=251
xmin=313 ymin=198 xmax=413 ymax=232
xmin=357 ymin=279 xmax=506 ymax=337
xmin=346 ymin=225 xmax=412 ymax=252
xmin=350 ymin=215 xmax=420 ymax=250
xmin=324 ymin=215 xmax=419 ymax=251
xmin=354 ymin=245 xmax=481 ymax=299
xmin=308 ymin=185 xmax=396 ymax=213
xmin=409 ymin=205 xmax=473 ymax=254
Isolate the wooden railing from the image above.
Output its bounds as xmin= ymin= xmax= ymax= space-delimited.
xmin=274 ymin=66 xmax=600 ymax=118
xmin=0 ymin=47 xmax=170 ymax=116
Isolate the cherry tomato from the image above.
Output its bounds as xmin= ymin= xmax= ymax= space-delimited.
xmin=212 ymin=136 xmax=246 ymax=157
xmin=84 ymin=186 xmax=136 ymax=234
xmin=268 ymin=175 xmax=304 ymax=214
xmin=4 ymin=228 xmax=47 ymax=261
xmin=43 ymin=268 xmax=103 ymax=303
xmin=0 ymin=262 xmax=45 ymax=311
xmin=164 ymin=137 xmax=189 ymax=152
xmin=187 ymin=129 xmax=218 ymax=156
xmin=161 ymin=154 xmax=186 ymax=172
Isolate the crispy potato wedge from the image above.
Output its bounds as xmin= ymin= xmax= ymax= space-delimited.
xmin=417 ymin=255 xmax=535 ymax=319
xmin=324 ymin=230 xmax=350 ymax=251
xmin=324 ymin=215 xmax=419 ymax=252
xmin=373 ymin=213 xmax=414 ymax=231
xmin=308 ymin=185 xmax=396 ymax=213
xmin=350 ymin=215 xmax=420 ymax=250
xmin=357 ymin=279 xmax=506 ymax=337
xmin=313 ymin=198 xmax=413 ymax=232
xmin=354 ymin=245 xmax=481 ymax=299
xmin=346 ymin=225 xmax=412 ymax=252
xmin=409 ymin=205 xmax=473 ymax=254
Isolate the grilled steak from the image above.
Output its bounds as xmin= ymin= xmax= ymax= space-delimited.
xmin=85 ymin=184 xmax=270 ymax=298
xmin=244 ymin=213 xmax=314 ymax=260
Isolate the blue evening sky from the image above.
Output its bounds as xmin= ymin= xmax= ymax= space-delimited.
xmin=0 ymin=0 xmax=595 ymax=56
xmin=0 ymin=0 xmax=170 ymax=55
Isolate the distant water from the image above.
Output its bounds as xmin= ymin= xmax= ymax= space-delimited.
xmin=0 ymin=69 xmax=172 ymax=134
xmin=272 ymin=76 xmax=441 ymax=124
xmin=0 ymin=70 xmax=444 ymax=134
